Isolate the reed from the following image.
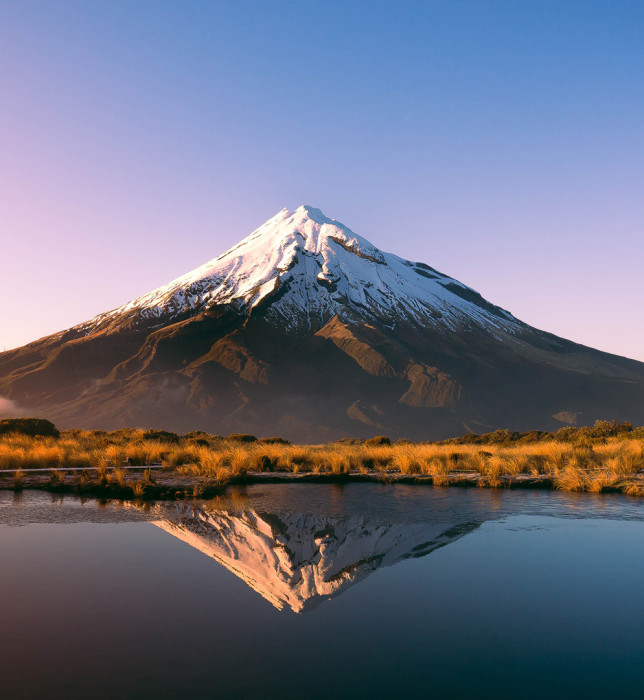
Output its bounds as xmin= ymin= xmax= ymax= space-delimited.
xmin=0 ymin=428 xmax=642 ymax=497
xmin=111 ymin=468 xmax=127 ymax=488
xmin=13 ymin=468 xmax=24 ymax=491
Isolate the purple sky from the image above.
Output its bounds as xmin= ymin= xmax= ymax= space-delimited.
xmin=1 ymin=1 xmax=643 ymax=360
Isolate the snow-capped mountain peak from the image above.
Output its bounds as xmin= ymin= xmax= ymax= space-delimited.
xmin=6 ymin=205 xmax=644 ymax=440
xmin=81 ymin=205 xmax=518 ymax=335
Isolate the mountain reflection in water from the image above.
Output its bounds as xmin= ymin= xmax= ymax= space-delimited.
xmin=3 ymin=483 xmax=643 ymax=618
xmin=2 ymin=486 xmax=644 ymax=699
xmin=152 ymin=500 xmax=480 ymax=613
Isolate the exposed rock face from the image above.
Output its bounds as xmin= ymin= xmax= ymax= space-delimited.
xmin=151 ymin=503 xmax=479 ymax=613
xmin=1 ymin=205 xmax=643 ymax=439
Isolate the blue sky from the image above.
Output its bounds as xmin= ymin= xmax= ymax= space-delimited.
xmin=1 ymin=1 xmax=643 ymax=358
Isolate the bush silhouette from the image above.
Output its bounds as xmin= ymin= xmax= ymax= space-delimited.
xmin=0 ymin=418 xmax=59 ymax=438
xmin=365 ymin=436 xmax=391 ymax=446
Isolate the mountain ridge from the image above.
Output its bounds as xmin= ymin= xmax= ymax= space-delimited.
xmin=74 ymin=204 xmax=519 ymax=337
xmin=1 ymin=205 xmax=643 ymax=440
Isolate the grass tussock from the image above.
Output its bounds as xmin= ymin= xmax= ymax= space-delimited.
xmin=0 ymin=422 xmax=642 ymax=498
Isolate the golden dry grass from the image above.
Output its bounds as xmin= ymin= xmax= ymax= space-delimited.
xmin=0 ymin=429 xmax=642 ymax=496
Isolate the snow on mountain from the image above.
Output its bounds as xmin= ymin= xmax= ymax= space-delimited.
xmin=80 ymin=205 xmax=520 ymax=336
xmin=5 ymin=204 xmax=644 ymax=439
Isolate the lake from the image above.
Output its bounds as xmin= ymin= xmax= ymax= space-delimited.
xmin=1 ymin=485 xmax=643 ymax=699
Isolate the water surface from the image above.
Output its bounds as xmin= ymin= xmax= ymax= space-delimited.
xmin=1 ymin=486 xmax=643 ymax=699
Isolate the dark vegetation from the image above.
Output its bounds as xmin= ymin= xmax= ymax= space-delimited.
xmin=440 ymin=421 xmax=642 ymax=445
xmin=0 ymin=418 xmax=60 ymax=438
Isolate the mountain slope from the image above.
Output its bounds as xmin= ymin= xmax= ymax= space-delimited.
xmin=1 ymin=205 xmax=643 ymax=440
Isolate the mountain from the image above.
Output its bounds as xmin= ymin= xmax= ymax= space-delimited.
xmin=1 ymin=205 xmax=643 ymax=440
xmin=151 ymin=502 xmax=479 ymax=613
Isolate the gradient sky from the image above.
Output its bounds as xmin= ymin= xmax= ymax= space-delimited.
xmin=1 ymin=1 xmax=643 ymax=360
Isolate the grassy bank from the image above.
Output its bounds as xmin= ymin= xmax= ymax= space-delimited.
xmin=0 ymin=420 xmax=643 ymax=498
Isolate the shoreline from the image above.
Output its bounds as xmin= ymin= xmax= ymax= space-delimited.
xmin=2 ymin=468 xmax=643 ymax=501
xmin=2 ymin=426 xmax=643 ymax=501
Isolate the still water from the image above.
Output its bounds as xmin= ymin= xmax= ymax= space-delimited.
xmin=1 ymin=485 xmax=643 ymax=699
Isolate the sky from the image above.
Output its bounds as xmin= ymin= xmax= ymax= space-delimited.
xmin=1 ymin=0 xmax=643 ymax=360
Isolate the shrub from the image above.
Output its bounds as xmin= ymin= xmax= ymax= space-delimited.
xmin=258 ymin=437 xmax=291 ymax=445
xmin=142 ymin=429 xmax=180 ymax=443
xmin=365 ymin=436 xmax=391 ymax=446
xmin=183 ymin=431 xmax=210 ymax=439
xmin=554 ymin=426 xmax=577 ymax=442
xmin=226 ymin=433 xmax=257 ymax=443
xmin=0 ymin=418 xmax=60 ymax=438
